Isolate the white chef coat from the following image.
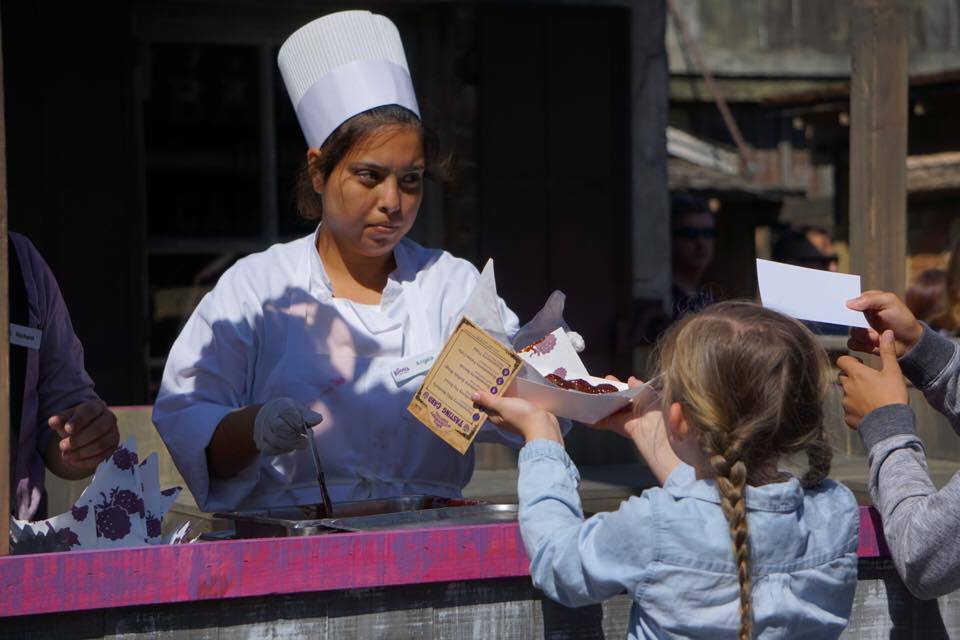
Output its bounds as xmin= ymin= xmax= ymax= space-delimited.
xmin=153 ymin=230 xmax=525 ymax=512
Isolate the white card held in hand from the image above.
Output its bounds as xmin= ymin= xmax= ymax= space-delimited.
xmin=756 ymin=259 xmax=869 ymax=328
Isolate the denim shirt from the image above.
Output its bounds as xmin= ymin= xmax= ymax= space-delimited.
xmin=518 ymin=440 xmax=859 ymax=639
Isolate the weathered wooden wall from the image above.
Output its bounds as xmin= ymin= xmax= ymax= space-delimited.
xmin=668 ymin=0 xmax=960 ymax=78
xmin=0 ymin=580 xmax=621 ymax=640
xmin=4 ymin=567 xmax=959 ymax=639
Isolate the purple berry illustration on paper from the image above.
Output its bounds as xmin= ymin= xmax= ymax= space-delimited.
xmin=112 ymin=447 xmax=138 ymax=472
xmin=502 ymin=368 xmax=510 ymax=376
xmin=95 ymin=505 xmax=132 ymax=540
xmin=71 ymin=504 xmax=89 ymax=522
xmin=490 ymin=386 xmax=498 ymax=394
xmin=54 ymin=526 xmax=81 ymax=549
xmin=112 ymin=488 xmax=145 ymax=517
xmin=472 ymin=413 xmax=481 ymax=421
xmin=94 ymin=489 xmax=142 ymax=541
xmin=496 ymin=377 xmax=504 ymax=385
xmin=146 ymin=515 xmax=162 ymax=539
xmin=531 ymin=334 xmax=557 ymax=356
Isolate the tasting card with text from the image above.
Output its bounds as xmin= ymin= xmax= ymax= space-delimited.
xmin=408 ymin=316 xmax=523 ymax=454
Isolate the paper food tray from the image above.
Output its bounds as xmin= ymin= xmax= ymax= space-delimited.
xmin=459 ymin=265 xmax=661 ymax=425
xmin=512 ymin=373 xmax=659 ymax=424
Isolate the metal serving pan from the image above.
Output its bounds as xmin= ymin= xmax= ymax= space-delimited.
xmin=321 ymin=503 xmax=518 ymax=532
xmin=214 ymin=495 xmax=515 ymax=538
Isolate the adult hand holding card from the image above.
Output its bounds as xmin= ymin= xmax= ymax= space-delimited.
xmin=756 ymin=259 xmax=870 ymax=328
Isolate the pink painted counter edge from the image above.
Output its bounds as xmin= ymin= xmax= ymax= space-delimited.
xmin=1 ymin=522 xmax=529 ymax=617
xmin=856 ymin=504 xmax=891 ymax=558
xmin=1 ymin=507 xmax=887 ymax=618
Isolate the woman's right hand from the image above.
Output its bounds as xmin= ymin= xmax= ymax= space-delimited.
xmin=253 ymin=398 xmax=325 ymax=455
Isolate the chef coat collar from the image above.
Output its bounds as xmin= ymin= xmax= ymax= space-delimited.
xmin=307 ymin=224 xmax=416 ymax=309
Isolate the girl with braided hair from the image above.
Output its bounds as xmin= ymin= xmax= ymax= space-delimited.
xmin=474 ymin=301 xmax=859 ymax=639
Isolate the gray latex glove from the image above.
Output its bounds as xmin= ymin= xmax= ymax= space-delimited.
xmin=253 ymin=398 xmax=324 ymax=455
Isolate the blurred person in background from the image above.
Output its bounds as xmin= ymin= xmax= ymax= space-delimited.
xmin=930 ymin=243 xmax=960 ymax=337
xmin=772 ymin=226 xmax=839 ymax=272
xmin=670 ymin=193 xmax=716 ymax=318
xmin=621 ymin=194 xmax=717 ymax=347
xmin=906 ymin=268 xmax=947 ymax=330
xmin=773 ymin=226 xmax=843 ymax=335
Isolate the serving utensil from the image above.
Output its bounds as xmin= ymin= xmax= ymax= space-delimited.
xmin=304 ymin=423 xmax=333 ymax=518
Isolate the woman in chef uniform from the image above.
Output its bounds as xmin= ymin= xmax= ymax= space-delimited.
xmin=153 ymin=10 xmax=529 ymax=512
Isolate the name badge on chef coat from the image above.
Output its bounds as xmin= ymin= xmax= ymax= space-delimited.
xmin=391 ymin=352 xmax=436 ymax=386
xmin=9 ymin=323 xmax=41 ymax=350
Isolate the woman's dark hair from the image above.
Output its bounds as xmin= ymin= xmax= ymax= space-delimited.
xmin=295 ymin=104 xmax=448 ymax=220
xmin=906 ymin=268 xmax=947 ymax=325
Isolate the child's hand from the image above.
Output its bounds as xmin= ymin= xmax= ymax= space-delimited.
xmin=846 ymin=290 xmax=923 ymax=357
xmin=472 ymin=390 xmax=563 ymax=444
xmin=592 ymin=376 xmax=649 ymax=439
xmin=836 ymin=330 xmax=909 ymax=428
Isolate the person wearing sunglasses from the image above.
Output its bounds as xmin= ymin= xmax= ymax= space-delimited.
xmin=773 ymin=226 xmax=846 ymax=335
xmin=670 ymin=194 xmax=717 ymax=319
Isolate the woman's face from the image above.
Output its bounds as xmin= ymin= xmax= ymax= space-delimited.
xmin=312 ymin=126 xmax=424 ymax=258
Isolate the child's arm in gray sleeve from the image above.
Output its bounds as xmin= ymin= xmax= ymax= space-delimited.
xmin=860 ymin=405 xmax=960 ymax=599
xmin=899 ymin=324 xmax=960 ymax=432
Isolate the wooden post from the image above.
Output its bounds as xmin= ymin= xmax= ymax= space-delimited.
xmin=848 ymin=0 xmax=915 ymax=295
xmin=629 ymin=0 xmax=669 ymax=303
xmin=627 ymin=0 xmax=669 ymax=380
xmin=0 ymin=12 xmax=10 ymax=555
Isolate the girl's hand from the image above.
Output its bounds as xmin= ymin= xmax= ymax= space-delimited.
xmin=592 ymin=375 xmax=647 ymax=439
xmin=472 ymin=390 xmax=563 ymax=445
xmin=590 ymin=375 xmax=678 ymax=483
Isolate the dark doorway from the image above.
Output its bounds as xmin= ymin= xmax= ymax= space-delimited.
xmin=476 ymin=5 xmax=632 ymax=378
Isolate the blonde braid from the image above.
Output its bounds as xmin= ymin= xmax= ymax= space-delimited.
xmin=800 ymin=425 xmax=832 ymax=488
xmin=705 ymin=432 xmax=753 ymax=640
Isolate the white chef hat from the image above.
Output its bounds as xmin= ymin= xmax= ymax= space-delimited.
xmin=278 ymin=10 xmax=421 ymax=149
